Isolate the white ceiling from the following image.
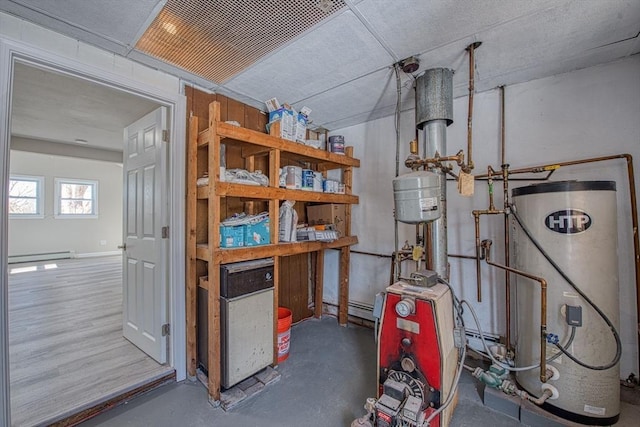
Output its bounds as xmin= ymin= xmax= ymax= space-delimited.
xmin=3 ymin=0 xmax=639 ymax=148
xmin=11 ymin=63 xmax=160 ymax=151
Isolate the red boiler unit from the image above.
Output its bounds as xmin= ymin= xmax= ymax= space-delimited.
xmin=372 ymin=280 xmax=458 ymax=427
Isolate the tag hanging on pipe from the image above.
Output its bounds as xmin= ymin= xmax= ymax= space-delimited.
xmin=458 ymin=170 xmax=475 ymax=196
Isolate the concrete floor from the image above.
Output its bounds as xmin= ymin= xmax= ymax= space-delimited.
xmin=83 ymin=316 xmax=640 ymax=427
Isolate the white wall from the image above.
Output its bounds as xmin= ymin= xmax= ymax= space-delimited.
xmin=330 ymin=55 xmax=640 ymax=376
xmin=0 ymin=13 xmax=187 ymax=424
xmin=8 ymin=150 xmax=122 ymax=256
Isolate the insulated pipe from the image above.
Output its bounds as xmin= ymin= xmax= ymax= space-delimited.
xmin=416 ymin=68 xmax=454 ymax=280
xmin=482 ymin=240 xmax=549 ymax=383
xmin=393 ymin=65 xmax=402 ymax=282
xmin=426 ymin=120 xmax=449 ymax=279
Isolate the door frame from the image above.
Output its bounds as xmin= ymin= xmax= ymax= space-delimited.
xmin=0 ymin=37 xmax=187 ymax=425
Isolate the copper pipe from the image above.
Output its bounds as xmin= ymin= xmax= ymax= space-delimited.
xmin=405 ymin=151 xmax=464 ymax=170
xmin=483 ymin=239 xmax=548 ymax=383
xmin=474 ymin=213 xmax=482 ymax=302
xmin=426 ymin=223 xmax=434 ymax=271
xmin=500 ymin=86 xmax=506 ymax=165
xmin=500 ymin=86 xmax=511 ymax=349
xmin=502 ymin=164 xmax=512 ymax=350
xmin=464 ymin=42 xmax=481 ymax=173
xmin=487 ymin=166 xmax=496 ymax=211
xmin=472 ymin=209 xmax=505 ymax=302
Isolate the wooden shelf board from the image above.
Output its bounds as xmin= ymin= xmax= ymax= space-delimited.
xmin=217 ymin=122 xmax=360 ymax=169
xmin=197 ymin=182 xmax=359 ymax=204
xmin=194 ymin=236 xmax=359 ymax=264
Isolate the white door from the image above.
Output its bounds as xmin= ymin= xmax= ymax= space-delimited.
xmin=122 ymin=107 xmax=169 ymax=364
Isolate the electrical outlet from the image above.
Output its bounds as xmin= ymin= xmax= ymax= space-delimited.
xmin=99 ymin=240 xmax=107 ymax=246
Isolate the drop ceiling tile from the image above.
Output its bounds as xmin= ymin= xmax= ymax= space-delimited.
xmin=298 ymin=67 xmax=415 ymax=129
xmin=354 ymin=0 xmax=557 ymax=60
xmin=223 ymin=10 xmax=394 ymax=105
xmin=2 ymin=0 xmax=164 ymax=50
xmin=478 ymin=42 xmax=638 ymax=93
xmin=473 ymin=0 xmax=640 ymax=90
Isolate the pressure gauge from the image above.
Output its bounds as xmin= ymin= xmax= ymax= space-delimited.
xmin=395 ymin=298 xmax=415 ymax=318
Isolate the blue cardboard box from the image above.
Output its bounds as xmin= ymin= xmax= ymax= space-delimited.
xmin=220 ymin=225 xmax=245 ymax=248
xmin=267 ymin=107 xmax=294 ymax=141
xmin=244 ymin=218 xmax=270 ymax=246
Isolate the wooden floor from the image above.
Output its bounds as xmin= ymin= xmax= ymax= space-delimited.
xmin=8 ymin=255 xmax=174 ymax=427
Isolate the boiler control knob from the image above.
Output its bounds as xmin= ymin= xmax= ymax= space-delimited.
xmin=395 ymin=298 xmax=415 ymax=318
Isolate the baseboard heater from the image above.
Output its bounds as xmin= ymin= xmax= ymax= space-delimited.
xmin=8 ymin=250 xmax=75 ymax=264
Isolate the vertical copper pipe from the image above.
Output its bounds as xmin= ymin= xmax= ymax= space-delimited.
xmin=465 ymin=43 xmax=480 ymax=172
xmin=488 ymin=166 xmax=496 ymax=211
xmin=624 ymin=154 xmax=640 ymax=376
xmin=500 ymin=86 xmax=506 ymax=165
xmin=426 ymin=223 xmax=434 ymax=271
xmin=500 ymin=85 xmax=511 ymax=349
xmin=474 ymin=213 xmax=482 ymax=302
xmin=503 ymin=165 xmax=512 ymax=350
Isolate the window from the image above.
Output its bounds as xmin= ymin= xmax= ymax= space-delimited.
xmin=9 ymin=175 xmax=44 ymax=218
xmin=55 ymin=178 xmax=98 ymax=218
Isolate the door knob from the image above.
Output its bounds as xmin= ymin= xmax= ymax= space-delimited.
xmin=117 ymin=244 xmax=127 ymax=250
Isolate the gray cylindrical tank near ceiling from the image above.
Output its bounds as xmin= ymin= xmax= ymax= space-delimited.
xmin=415 ymin=68 xmax=453 ymax=129
xmin=512 ymin=180 xmax=620 ymax=425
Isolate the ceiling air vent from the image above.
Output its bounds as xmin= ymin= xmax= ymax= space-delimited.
xmin=135 ymin=0 xmax=346 ymax=84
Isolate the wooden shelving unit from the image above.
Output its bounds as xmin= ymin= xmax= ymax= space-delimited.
xmin=186 ymin=101 xmax=360 ymax=402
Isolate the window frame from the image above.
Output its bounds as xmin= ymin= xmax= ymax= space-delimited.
xmin=54 ymin=178 xmax=99 ymax=219
xmin=8 ymin=175 xmax=45 ymax=219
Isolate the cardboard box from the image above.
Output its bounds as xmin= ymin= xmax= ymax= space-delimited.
xmin=306 ymin=203 xmax=346 ymax=237
xmin=294 ymin=112 xmax=307 ymax=143
xmin=267 ymin=107 xmax=294 ymax=141
xmin=244 ymin=218 xmax=270 ymax=246
xmin=220 ymin=225 xmax=245 ymax=248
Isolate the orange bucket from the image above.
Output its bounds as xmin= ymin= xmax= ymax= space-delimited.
xmin=277 ymin=307 xmax=293 ymax=363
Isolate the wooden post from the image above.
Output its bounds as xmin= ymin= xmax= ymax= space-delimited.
xmin=186 ymin=115 xmax=198 ymax=378
xmin=269 ymin=148 xmax=280 ymax=364
xmin=273 ymin=255 xmax=280 ymax=365
xmin=314 ymin=250 xmax=324 ymax=318
xmin=339 ymin=147 xmax=354 ymax=326
xmin=207 ymin=102 xmax=222 ymax=402
xmin=339 ymin=247 xmax=350 ymax=326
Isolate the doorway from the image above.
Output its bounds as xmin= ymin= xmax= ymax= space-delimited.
xmin=7 ymin=62 xmax=170 ymax=426
xmin=0 ymin=38 xmax=187 ymax=426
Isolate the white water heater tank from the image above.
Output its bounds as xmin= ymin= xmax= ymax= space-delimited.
xmin=512 ymin=181 xmax=619 ymax=425
xmin=393 ymin=171 xmax=441 ymax=224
